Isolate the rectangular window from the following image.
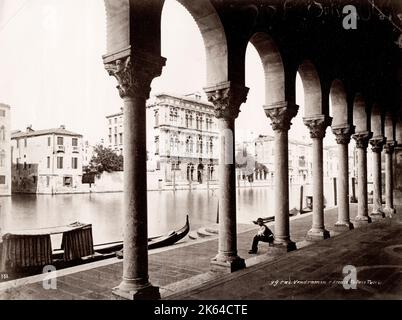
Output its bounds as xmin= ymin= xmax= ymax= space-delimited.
xmin=0 ymin=110 xmax=5 ymax=117
xmin=0 ymin=175 xmax=5 ymax=184
xmin=16 ymin=139 xmax=19 ymax=148
xmin=108 ymin=119 xmax=112 ymax=125
xmin=114 ymin=134 xmax=118 ymax=145
xmin=72 ymin=138 xmax=78 ymax=147
xmin=46 ymin=176 xmax=50 ymax=187
xmin=47 ymin=137 xmax=51 ymax=147
xmin=109 ymin=135 xmax=112 ymax=144
xmin=72 ymin=157 xmax=78 ymax=169
xmin=47 ymin=156 xmax=50 ymax=169
xmin=63 ymin=176 xmax=72 ymax=186
xmin=57 ymin=137 xmax=64 ymax=145
xmin=57 ymin=157 xmax=63 ymax=169
xmin=24 ymin=138 xmax=27 ymax=148
xmin=115 ymin=127 xmax=118 ymax=134
xmin=119 ymin=133 xmax=123 ymax=145
xmin=115 ymin=118 xmax=118 ymax=124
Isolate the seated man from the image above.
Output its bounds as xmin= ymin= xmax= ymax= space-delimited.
xmin=248 ymin=218 xmax=274 ymax=254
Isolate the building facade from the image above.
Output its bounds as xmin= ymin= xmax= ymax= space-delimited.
xmin=105 ymin=109 xmax=123 ymax=155
xmin=11 ymin=126 xmax=83 ymax=194
xmin=254 ymin=135 xmax=340 ymax=185
xmin=148 ymin=93 xmax=219 ymax=187
xmin=106 ymin=93 xmax=220 ymax=187
xmin=0 ymin=103 xmax=11 ymax=196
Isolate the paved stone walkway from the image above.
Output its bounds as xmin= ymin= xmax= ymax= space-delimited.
xmin=1 ymin=204 xmax=400 ymax=300
xmin=169 ymin=209 xmax=402 ymax=300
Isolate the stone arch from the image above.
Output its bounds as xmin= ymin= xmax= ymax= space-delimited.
xmin=353 ymin=93 xmax=369 ymax=132
xmin=103 ymin=0 xmax=228 ymax=85
xmin=330 ymin=79 xmax=348 ymax=126
xmin=370 ymin=103 xmax=383 ymax=137
xmin=298 ymin=60 xmax=322 ymax=116
xmin=249 ymin=32 xmax=285 ymax=105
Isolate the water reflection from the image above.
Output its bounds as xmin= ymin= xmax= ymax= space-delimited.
xmin=0 ymin=183 xmax=335 ymax=245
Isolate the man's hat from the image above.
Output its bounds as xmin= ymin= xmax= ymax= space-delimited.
xmin=253 ymin=218 xmax=264 ymax=224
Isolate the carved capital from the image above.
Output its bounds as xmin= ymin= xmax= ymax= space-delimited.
xmin=384 ymin=141 xmax=396 ymax=154
xmin=353 ymin=131 xmax=373 ymax=149
xmin=332 ymin=125 xmax=355 ymax=145
xmin=204 ymin=82 xmax=249 ymax=120
xmin=303 ymin=115 xmax=332 ymax=139
xmin=104 ymin=53 xmax=166 ymax=99
xmin=263 ymin=102 xmax=299 ymax=131
xmin=369 ymin=136 xmax=386 ymax=153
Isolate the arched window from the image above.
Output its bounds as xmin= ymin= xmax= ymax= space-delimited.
xmin=155 ymin=110 xmax=159 ymax=126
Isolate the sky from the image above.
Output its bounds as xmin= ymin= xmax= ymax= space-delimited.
xmin=0 ymin=0 xmax=335 ymax=145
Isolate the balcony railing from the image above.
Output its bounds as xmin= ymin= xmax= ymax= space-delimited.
xmin=72 ymin=146 xmax=79 ymax=153
xmin=56 ymin=145 xmax=65 ymax=153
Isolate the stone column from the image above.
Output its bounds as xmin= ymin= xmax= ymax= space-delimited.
xmin=303 ymin=115 xmax=332 ymax=241
xmin=369 ymin=136 xmax=386 ymax=219
xmin=104 ymin=52 xmax=165 ymax=300
xmin=332 ymin=125 xmax=355 ymax=231
xmin=352 ymin=131 xmax=373 ymax=227
xmin=205 ymin=82 xmax=248 ymax=273
xmin=384 ymin=141 xmax=396 ymax=215
xmin=264 ymin=102 xmax=299 ymax=252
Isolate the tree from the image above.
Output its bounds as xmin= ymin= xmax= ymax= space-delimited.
xmin=89 ymin=145 xmax=123 ymax=174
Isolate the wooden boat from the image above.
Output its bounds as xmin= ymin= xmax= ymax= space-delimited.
xmin=0 ymin=216 xmax=190 ymax=276
xmin=93 ymin=215 xmax=190 ymax=255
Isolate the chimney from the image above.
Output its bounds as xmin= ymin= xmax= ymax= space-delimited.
xmin=26 ymin=125 xmax=34 ymax=132
xmin=60 ymin=125 xmax=66 ymax=130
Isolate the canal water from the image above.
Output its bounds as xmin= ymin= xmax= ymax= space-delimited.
xmin=0 ymin=183 xmax=335 ymax=246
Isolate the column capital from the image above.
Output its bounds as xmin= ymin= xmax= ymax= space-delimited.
xmin=369 ymin=136 xmax=386 ymax=153
xmin=303 ymin=115 xmax=332 ymax=139
xmin=204 ymin=82 xmax=249 ymax=120
xmin=104 ymin=51 xmax=166 ymax=99
xmin=332 ymin=124 xmax=355 ymax=145
xmin=263 ymin=102 xmax=299 ymax=132
xmin=384 ymin=141 xmax=397 ymax=154
xmin=352 ymin=131 xmax=373 ymax=149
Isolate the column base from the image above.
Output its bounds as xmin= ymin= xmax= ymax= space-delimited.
xmin=369 ymin=210 xmax=386 ymax=220
xmin=334 ymin=221 xmax=354 ymax=232
xmin=384 ymin=207 xmax=396 ymax=216
xmin=353 ymin=215 xmax=372 ymax=227
xmin=306 ymin=228 xmax=330 ymax=242
xmin=112 ymin=282 xmax=160 ymax=300
xmin=266 ymin=240 xmax=297 ymax=256
xmin=210 ymin=255 xmax=246 ymax=273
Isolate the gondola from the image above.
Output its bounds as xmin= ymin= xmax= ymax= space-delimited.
xmin=0 ymin=216 xmax=190 ymax=278
xmin=89 ymin=214 xmax=190 ymax=256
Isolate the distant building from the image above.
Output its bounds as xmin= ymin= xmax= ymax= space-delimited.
xmin=82 ymin=140 xmax=94 ymax=167
xmin=11 ymin=125 xmax=83 ymax=194
xmin=105 ymin=109 xmax=123 ymax=155
xmin=106 ymin=93 xmax=220 ymax=187
xmin=148 ymin=92 xmax=219 ymax=186
xmin=0 ymin=103 xmax=11 ymax=196
xmin=253 ymin=135 xmax=339 ymax=185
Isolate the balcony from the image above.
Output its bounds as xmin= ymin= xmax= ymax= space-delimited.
xmin=56 ymin=145 xmax=65 ymax=153
xmin=72 ymin=146 xmax=79 ymax=153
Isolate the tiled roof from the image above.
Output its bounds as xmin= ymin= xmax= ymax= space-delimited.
xmin=11 ymin=128 xmax=83 ymax=139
